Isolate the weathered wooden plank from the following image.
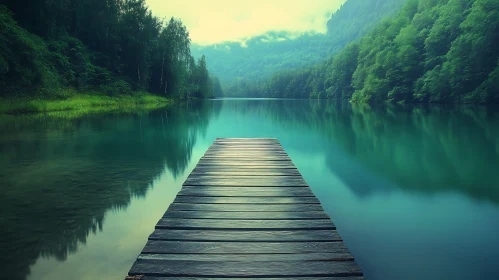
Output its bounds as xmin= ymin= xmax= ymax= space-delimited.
xmin=213 ymin=141 xmax=279 ymax=143
xmin=210 ymin=143 xmax=282 ymax=147
xmin=196 ymin=162 xmax=295 ymax=166
xmin=213 ymin=139 xmax=279 ymax=142
xmin=142 ymin=241 xmax=346 ymax=254
xmin=208 ymin=150 xmax=285 ymax=155
xmin=167 ymin=203 xmax=324 ymax=212
xmin=190 ymin=169 xmax=301 ymax=176
xmin=214 ymin=138 xmax=279 ymax=143
xmin=202 ymin=156 xmax=291 ymax=162
xmin=182 ymin=180 xmax=307 ymax=187
xmin=201 ymin=156 xmax=291 ymax=161
xmin=186 ymin=174 xmax=303 ymax=181
xmin=204 ymin=149 xmax=287 ymax=153
xmin=192 ymin=167 xmax=299 ymax=173
xmin=205 ymin=149 xmax=287 ymax=153
xmin=140 ymin=277 xmax=365 ymax=280
xmin=207 ymin=147 xmax=283 ymax=151
xmin=212 ymin=139 xmax=279 ymax=143
xmin=155 ymin=219 xmax=334 ymax=230
xmin=162 ymin=211 xmax=328 ymax=220
xmin=178 ymin=187 xmax=314 ymax=197
xmin=215 ymin=137 xmax=279 ymax=141
xmin=138 ymin=254 xmax=353 ymax=263
xmin=173 ymin=196 xmax=319 ymax=204
xmin=184 ymin=175 xmax=307 ymax=187
xmin=202 ymin=155 xmax=290 ymax=159
xmin=199 ymin=159 xmax=291 ymax=165
xmin=196 ymin=160 xmax=295 ymax=166
xmin=129 ymin=260 xmax=363 ymax=277
xmin=195 ymin=164 xmax=297 ymax=170
xmin=207 ymin=147 xmax=286 ymax=150
xmin=212 ymin=142 xmax=281 ymax=146
xmin=149 ymin=229 xmax=341 ymax=242
xmin=183 ymin=177 xmax=308 ymax=187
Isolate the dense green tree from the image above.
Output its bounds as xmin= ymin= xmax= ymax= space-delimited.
xmin=263 ymin=0 xmax=499 ymax=104
xmin=211 ymin=76 xmax=224 ymax=97
xmin=326 ymin=43 xmax=360 ymax=99
xmin=0 ymin=6 xmax=50 ymax=94
xmin=326 ymin=0 xmax=408 ymax=42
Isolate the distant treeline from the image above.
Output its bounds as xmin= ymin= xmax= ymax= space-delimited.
xmin=232 ymin=0 xmax=499 ymax=103
xmin=0 ymin=0 xmax=222 ymax=98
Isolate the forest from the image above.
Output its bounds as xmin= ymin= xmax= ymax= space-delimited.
xmin=223 ymin=0 xmax=499 ymax=103
xmin=192 ymin=0 xmax=406 ymax=97
xmin=1 ymin=0 xmax=498 ymax=104
xmin=0 ymin=0 xmax=221 ymax=102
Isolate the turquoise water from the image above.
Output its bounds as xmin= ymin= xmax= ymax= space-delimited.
xmin=1 ymin=99 xmax=498 ymax=279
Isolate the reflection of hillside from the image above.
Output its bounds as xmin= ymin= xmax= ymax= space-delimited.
xmin=338 ymin=104 xmax=499 ymax=203
xmin=0 ymin=100 xmax=220 ymax=280
xmin=222 ymin=100 xmax=499 ymax=203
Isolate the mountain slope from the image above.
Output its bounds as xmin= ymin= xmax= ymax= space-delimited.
xmin=191 ymin=0 xmax=407 ymax=96
xmin=326 ymin=0 xmax=407 ymax=42
xmin=261 ymin=0 xmax=499 ymax=103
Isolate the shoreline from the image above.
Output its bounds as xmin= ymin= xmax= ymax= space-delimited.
xmin=0 ymin=91 xmax=171 ymax=115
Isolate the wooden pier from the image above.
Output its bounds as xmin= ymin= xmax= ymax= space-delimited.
xmin=127 ymin=138 xmax=364 ymax=279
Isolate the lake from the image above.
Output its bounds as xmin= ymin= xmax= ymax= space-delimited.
xmin=1 ymin=98 xmax=499 ymax=280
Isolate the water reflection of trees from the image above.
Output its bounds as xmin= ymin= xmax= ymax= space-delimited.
xmin=329 ymin=103 xmax=499 ymax=203
xmin=0 ymin=100 xmax=221 ymax=280
xmin=222 ymin=99 xmax=499 ymax=203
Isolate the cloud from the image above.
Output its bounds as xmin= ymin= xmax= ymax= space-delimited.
xmin=145 ymin=0 xmax=346 ymax=45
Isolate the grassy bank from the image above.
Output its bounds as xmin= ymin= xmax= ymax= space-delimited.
xmin=0 ymin=90 xmax=171 ymax=114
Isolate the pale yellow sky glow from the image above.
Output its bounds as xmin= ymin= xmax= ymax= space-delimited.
xmin=145 ymin=0 xmax=347 ymax=45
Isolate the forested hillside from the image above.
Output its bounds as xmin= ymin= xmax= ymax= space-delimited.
xmin=191 ymin=0 xmax=406 ymax=96
xmin=0 ymin=0 xmax=219 ymax=99
xmin=326 ymin=0 xmax=407 ymax=44
xmin=260 ymin=0 xmax=499 ymax=103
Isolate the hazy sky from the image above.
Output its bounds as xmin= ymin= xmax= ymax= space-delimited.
xmin=146 ymin=0 xmax=347 ymax=45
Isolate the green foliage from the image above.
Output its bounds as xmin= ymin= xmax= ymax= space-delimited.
xmin=191 ymin=0 xmax=406 ymax=95
xmin=263 ymin=0 xmax=499 ymax=104
xmin=326 ymin=0 xmax=408 ymax=42
xmin=101 ymin=80 xmax=133 ymax=96
xmin=0 ymin=89 xmax=169 ymax=114
xmin=191 ymin=32 xmax=335 ymax=90
xmin=326 ymin=44 xmax=359 ymax=99
xmin=0 ymin=6 xmax=53 ymax=95
xmin=211 ymin=77 xmax=224 ymax=97
xmin=47 ymin=35 xmax=114 ymax=89
xmin=473 ymin=59 xmax=499 ymax=103
xmin=0 ymin=1 xmax=219 ymax=100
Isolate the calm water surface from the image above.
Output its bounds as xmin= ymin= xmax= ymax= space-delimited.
xmin=1 ymin=99 xmax=499 ymax=280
